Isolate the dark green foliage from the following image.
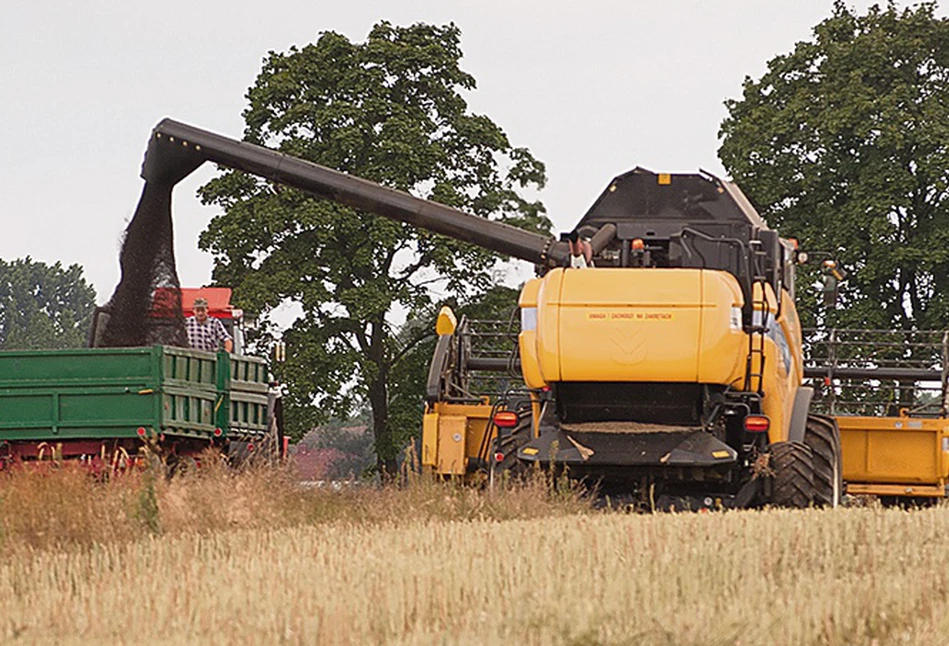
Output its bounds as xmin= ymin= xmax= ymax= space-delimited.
xmin=0 ymin=257 xmax=97 ymax=349
xmin=197 ymin=22 xmax=549 ymax=468
xmin=719 ymin=2 xmax=949 ymax=329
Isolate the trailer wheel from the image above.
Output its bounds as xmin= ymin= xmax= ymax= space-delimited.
xmin=804 ymin=414 xmax=843 ymax=508
xmin=170 ymin=455 xmax=199 ymax=478
xmin=769 ymin=441 xmax=815 ymax=508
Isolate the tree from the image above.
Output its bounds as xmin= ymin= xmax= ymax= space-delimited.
xmin=719 ymin=2 xmax=949 ymax=330
xmin=0 ymin=257 xmax=97 ymax=349
xmin=197 ymin=22 xmax=549 ymax=470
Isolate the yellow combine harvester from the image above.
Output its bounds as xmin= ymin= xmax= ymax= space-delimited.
xmin=422 ymin=168 xmax=840 ymax=509
xmin=137 ymin=119 xmax=945 ymax=509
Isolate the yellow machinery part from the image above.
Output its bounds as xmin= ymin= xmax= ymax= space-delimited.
xmin=536 ymin=270 xmax=564 ymax=382
xmin=530 ymin=391 xmax=542 ymax=438
xmin=696 ymin=272 xmax=746 ymax=385
xmin=518 ymin=277 xmax=541 ymax=309
xmin=532 ymin=268 xmax=754 ymax=384
xmin=521 ymin=267 xmax=806 ymax=444
xmin=779 ymin=297 xmax=806 ymax=439
xmin=749 ymin=282 xmax=805 ymax=445
xmin=436 ymin=306 xmax=457 ymax=336
xmin=518 ymin=330 xmax=546 ymax=389
xmin=846 ymin=483 xmax=945 ymax=498
xmin=422 ymin=400 xmax=494 ymax=477
xmin=518 ymin=279 xmax=547 ymax=389
xmin=838 ymin=416 xmax=949 ymax=490
xmin=543 ymin=268 xmax=704 ymax=382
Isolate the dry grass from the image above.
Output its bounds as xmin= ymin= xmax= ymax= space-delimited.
xmin=2 ymin=467 xmax=949 ymax=645
xmin=0 ymin=460 xmax=585 ymax=554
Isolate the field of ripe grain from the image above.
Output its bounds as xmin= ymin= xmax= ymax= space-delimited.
xmin=2 ymin=470 xmax=949 ymax=646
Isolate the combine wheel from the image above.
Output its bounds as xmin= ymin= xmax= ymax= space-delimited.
xmin=490 ymin=416 xmax=534 ymax=484
xmin=804 ymin=414 xmax=843 ymax=508
xmin=769 ymin=441 xmax=815 ymax=508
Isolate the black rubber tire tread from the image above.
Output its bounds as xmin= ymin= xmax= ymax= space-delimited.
xmin=496 ymin=419 xmax=533 ymax=474
xmin=769 ymin=441 xmax=815 ymax=508
xmin=803 ymin=414 xmax=843 ymax=508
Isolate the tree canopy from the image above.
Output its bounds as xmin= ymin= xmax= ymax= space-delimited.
xmin=197 ymin=22 xmax=549 ymax=467
xmin=719 ymin=1 xmax=949 ymax=329
xmin=0 ymin=257 xmax=97 ymax=349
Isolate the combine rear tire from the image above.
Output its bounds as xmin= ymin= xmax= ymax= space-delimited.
xmin=490 ymin=418 xmax=533 ymax=484
xmin=804 ymin=414 xmax=843 ymax=508
xmin=769 ymin=441 xmax=815 ymax=508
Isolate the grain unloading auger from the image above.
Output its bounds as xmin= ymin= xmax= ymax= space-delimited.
xmin=143 ymin=119 xmax=841 ymax=509
xmin=143 ymin=119 xmax=575 ymax=267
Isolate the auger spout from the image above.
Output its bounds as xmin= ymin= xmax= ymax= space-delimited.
xmin=143 ymin=119 xmax=568 ymax=266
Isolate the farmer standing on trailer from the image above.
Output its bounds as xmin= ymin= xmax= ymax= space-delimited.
xmin=186 ymin=297 xmax=233 ymax=353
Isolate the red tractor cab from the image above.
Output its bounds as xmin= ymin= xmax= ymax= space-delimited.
xmin=88 ymin=287 xmax=252 ymax=355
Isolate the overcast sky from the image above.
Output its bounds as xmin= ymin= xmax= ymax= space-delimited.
xmin=0 ymin=0 xmax=924 ymax=304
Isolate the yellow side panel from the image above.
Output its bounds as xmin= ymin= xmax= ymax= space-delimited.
xmin=519 ymin=330 xmax=546 ymax=389
xmin=754 ymin=284 xmax=801 ymax=444
xmin=423 ymin=401 xmax=496 ymax=477
xmin=761 ymin=334 xmax=791 ymax=443
xmin=519 ymin=277 xmax=546 ymax=389
xmin=518 ymin=278 xmax=542 ymax=308
xmin=536 ymin=270 xmax=564 ymax=382
xmin=544 ymin=268 xmax=704 ymax=382
xmin=838 ymin=416 xmax=949 ymax=485
xmin=465 ymin=416 xmax=491 ymax=461
xmin=421 ymin=410 xmax=439 ymax=467
xmin=696 ymin=272 xmax=745 ymax=385
xmin=781 ymin=297 xmax=805 ymax=383
xmin=436 ymin=415 xmax=467 ymax=476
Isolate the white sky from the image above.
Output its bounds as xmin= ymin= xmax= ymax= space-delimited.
xmin=0 ymin=0 xmax=914 ymax=303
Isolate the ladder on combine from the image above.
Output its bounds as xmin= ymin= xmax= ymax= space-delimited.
xmin=744 ymin=276 xmax=770 ymax=396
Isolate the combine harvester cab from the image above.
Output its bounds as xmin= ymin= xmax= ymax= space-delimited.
xmin=806 ymin=329 xmax=949 ymax=504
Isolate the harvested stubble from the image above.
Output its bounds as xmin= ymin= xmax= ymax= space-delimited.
xmin=2 ymin=470 xmax=949 ymax=645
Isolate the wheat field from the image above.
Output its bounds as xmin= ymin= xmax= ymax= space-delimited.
xmin=1 ymin=468 xmax=948 ymax=645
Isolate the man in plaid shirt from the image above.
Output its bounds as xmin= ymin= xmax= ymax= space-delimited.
xmin=186 ymin=297 xmax=233 ymax=353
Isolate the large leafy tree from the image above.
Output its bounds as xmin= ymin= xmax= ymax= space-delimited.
xmin=719 ymin=2 xmax=949 ymax=330
xmin=198 ymin=22 xmax=549 ymax=468
xmin=0 ymin=257 xmax=97 ymax=349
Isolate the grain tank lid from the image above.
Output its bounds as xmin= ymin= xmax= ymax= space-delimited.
xmin=575 ymin=167 xmax=769 ymax=231
xmin=718 ymin=176 xmax=769 ymax=230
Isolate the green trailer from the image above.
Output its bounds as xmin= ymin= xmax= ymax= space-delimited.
xmin=0 ymin=345 xmax=276 ymax=470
